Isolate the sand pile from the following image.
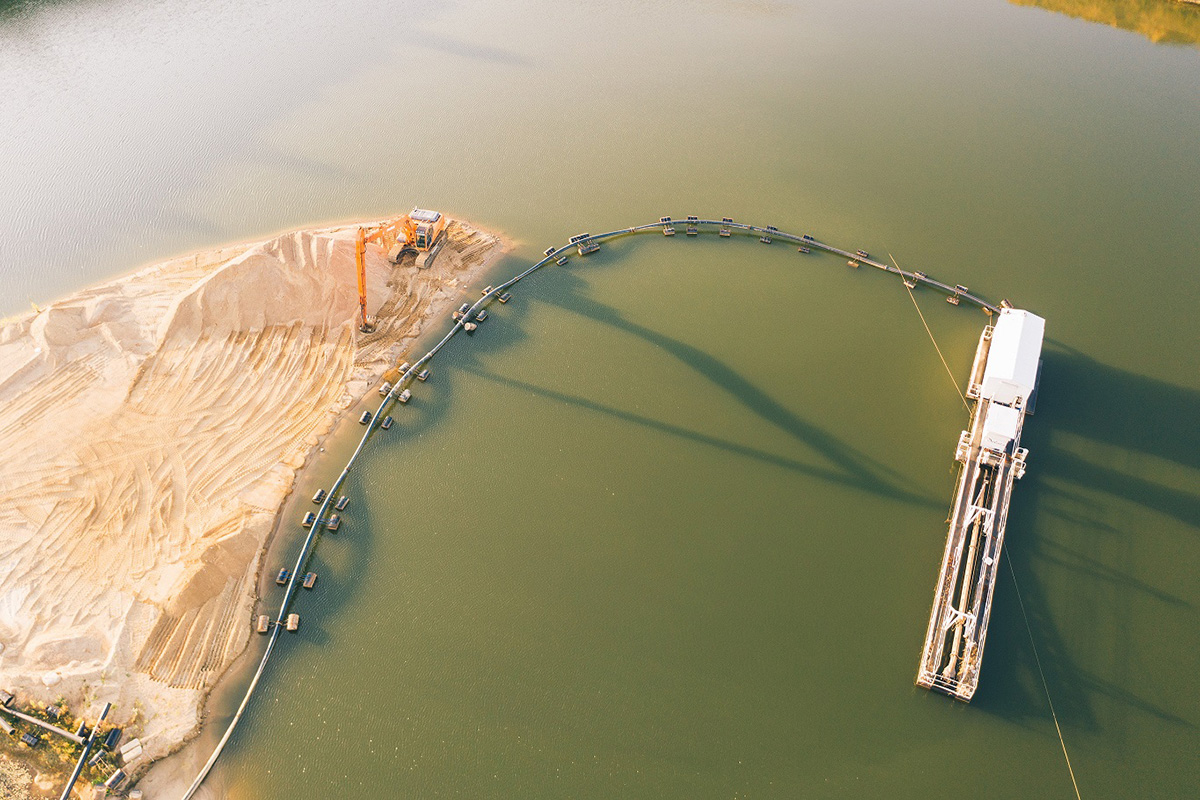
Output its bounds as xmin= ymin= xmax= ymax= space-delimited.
xmin=0 ymin=219 xmax=504 ymax=775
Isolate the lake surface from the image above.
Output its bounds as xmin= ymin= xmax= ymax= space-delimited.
xmin=3 ymin=0 xmax=1199 ymax=797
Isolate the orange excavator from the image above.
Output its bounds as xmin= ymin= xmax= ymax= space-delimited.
xmin=354 ymin=208 xmax=447 ymax=332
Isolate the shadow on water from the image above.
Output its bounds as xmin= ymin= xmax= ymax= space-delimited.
xmin=401 ymin=249 xmax=1196 ymax=751
xmin=209 ymin=473 xmax=383 ymax=768
xmin=211 ymin=247 xmax=546 ymax=765
xmin=464 ymin=364 xmax=941 ymax=508
xmin=478 ymin=250 xmax=1196 ymax=741
xmin=208 ymin=368 xmax=467 ymax=775
xmin=209 ymin=245 xmax=1198 ymax=778
xmin=204 ymin=367 xmax=470 ymax=773
xmin=453 ymin=253 xmax=942 ymax=509
xmin=974 ymin=344 xmax=1198 ymax=736
xmin=554 ymin=276 xmax=919 ymax=486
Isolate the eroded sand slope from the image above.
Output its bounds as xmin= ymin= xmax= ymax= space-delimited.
xmin=0 ymin=220 xmax=503 ymax=768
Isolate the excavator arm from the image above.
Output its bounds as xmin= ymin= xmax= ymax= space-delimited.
xmin=352 ymin=213 xmax=431 ymax=333
xmin=354 ymin=227 xmax=374 ymax=332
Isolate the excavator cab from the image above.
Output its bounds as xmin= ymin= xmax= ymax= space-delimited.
xmin=355 ymin=208 xmax=446 ymax=333
xmin=407 ymin=209 xmax=443 ymax=251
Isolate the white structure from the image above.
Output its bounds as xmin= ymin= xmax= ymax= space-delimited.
xmin=917 ymin=308 xmax=1045 ymax=702
xmin=980 ymin=402 xmax=1020 ymax=454
xmin=980 ymin=309 xmax=1045 ymax=407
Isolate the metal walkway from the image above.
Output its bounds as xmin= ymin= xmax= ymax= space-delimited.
xmin=915 ymin=325 xmax=1030 ymax=701
xmin=179 ymin=216 xmax=1001 ymax=798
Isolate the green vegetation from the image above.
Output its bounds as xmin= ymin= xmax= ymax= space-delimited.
xmin=1012 ymin=0 xmax=1200 ymax=45
xmin=0 ymin=701 xmax=121 ymax=789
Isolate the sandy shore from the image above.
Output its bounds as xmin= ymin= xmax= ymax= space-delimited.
xmin=0 ymin=217 xmax=505 ymax=793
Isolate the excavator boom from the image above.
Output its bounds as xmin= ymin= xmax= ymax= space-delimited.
xmin=354 ymin=227 xmax=373 ymax=332
xmin=352 ymin=209 xmax=445 ymax=333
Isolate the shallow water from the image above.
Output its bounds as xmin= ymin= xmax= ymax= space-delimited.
xmin=2 ymin=0 xmax=1199 ymax=797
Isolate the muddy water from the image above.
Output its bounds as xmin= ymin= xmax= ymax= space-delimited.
xmin=2 ymin=0 xmax=1198 ymax=797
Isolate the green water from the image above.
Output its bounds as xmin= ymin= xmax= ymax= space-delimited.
xmin=2 ymin=1 xmax=1198 ymax=797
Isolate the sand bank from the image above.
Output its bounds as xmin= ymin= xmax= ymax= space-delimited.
xmin=0 ymin=218 xmax=505 ymax=788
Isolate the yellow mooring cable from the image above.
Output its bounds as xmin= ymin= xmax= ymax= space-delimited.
xmin=889 ymin=253 xmax=971 ymax=418
xmin=889 ymin=252 xmax=1082 ymax=799
xmin=1006 ymin=556 xmax=1084 ymax=800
